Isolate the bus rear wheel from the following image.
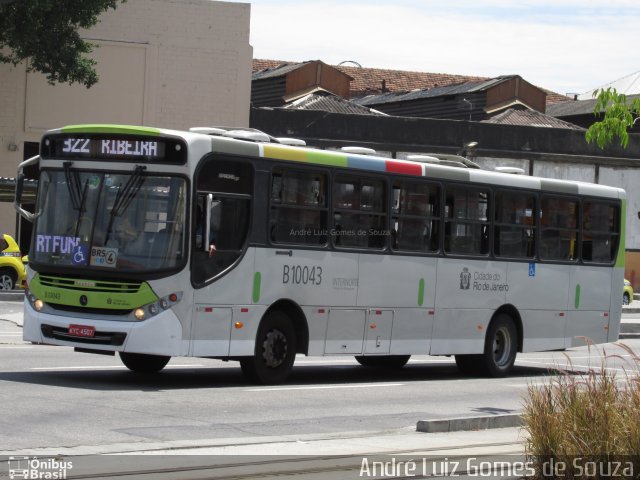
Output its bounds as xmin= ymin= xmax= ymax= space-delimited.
xmin=355 ymin=355 xmax=410 ymax=369
xmin=481 ymin=314 xmax=518 ymax=377
xmin=455 ymin=314 xmax=517 ymax=377
xmin=119 ymin=352 xmax=170 ymax=373
xmin=240 ymin=311 xmax=297 ymax=385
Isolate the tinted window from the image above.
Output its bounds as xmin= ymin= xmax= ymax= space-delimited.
xmin=391 ymin=181 xmax=440 ymax=252
xmin=444 ymin=186 xmax=489 ymax=255
xmin=270 ymin=169 xmax=328 ymax=245
xmin=540 ymin=196 xmax=578 ymax=261
xmin=494 ymin=190 xmax=536 ymax=258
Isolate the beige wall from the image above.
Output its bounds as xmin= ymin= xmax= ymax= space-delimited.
xmin=0 ymin=0 xmax=252 ymax=239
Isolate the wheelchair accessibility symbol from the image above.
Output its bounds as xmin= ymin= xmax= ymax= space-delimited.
xmin=72 ymin=245 xmax=89 ymax=265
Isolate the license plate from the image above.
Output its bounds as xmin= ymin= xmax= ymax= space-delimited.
xmin=68 ymin=324 xmax=95 ymax=337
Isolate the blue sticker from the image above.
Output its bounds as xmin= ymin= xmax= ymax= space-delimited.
xmin=528 ymin=262 xmax=536 ymax=277
xmin=72 ymin=244 xmax=89 ymax=266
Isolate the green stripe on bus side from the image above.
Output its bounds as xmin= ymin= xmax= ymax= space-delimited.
xmin=575 ymin=284 xmax=581 ymax=309
xmin=616 ymin=199 xmax=626 ymax=269
xmin=61 ymin=124 xmax=162 ymax=136
xmin=252 ymin=272 xmax=262 ymax=303
xmin=418 ymin=278 xmax=425 ymax=306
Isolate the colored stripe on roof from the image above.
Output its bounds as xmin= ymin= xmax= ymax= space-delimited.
xmin=386 ymin=159 xmax=422 ymax=176
xmin=262 ymin=144 xmax=423 ymax=176
xmin=61 ymin=124 xmax=162 ymax=136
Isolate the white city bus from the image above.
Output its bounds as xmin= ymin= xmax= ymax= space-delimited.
xmin=14 ymin=124 xmax=625 ymax=384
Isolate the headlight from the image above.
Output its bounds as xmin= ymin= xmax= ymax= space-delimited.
xmin=132 ymin=292 xmax=183 ymax=321
xmin=625 ymin=280 xmax=631 ymax=287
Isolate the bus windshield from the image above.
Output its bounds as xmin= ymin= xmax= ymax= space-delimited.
xmin=31 ymin=168 xmax=187 ymax=272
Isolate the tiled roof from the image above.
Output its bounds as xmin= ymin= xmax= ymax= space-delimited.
xmin=282 ymin=91 xmax=386 ymax=116
xmin=355 ymin=77 xmax=514 ymax=106
xmin=252 ymin=59 xmax=571 ymax=107
xmin=483 ymin=108 xmax=584 ymax=130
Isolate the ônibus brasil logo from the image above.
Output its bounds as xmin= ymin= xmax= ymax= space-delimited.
xmin=8 ymin=457 xmax=72 ymax=480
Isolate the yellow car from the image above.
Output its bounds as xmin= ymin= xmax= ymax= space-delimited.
xmin=0 ymin=234 xmax=26 ymax=290
xmin=624 ymin=279 xmax=634 ymax=305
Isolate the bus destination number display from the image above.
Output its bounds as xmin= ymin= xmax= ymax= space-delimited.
xmin=61 ymin=138 xmax=162 ymax=158
xmin=282 ymin=265 xmax=323 ymax=286
xmin=42 ymin=134 xmax=187 ymax=164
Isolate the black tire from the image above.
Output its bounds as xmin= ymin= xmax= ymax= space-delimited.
xmin=119 ymin=352 xmax=170 ymax=373
xmin=240 ymin=311 xmax=297 ymax=384
xmin=0 ymin=268 xmax=17 ymax=291
xmin=455 ymin=354 xmax=481 ymax=375
xmin=478 ymin=314 xmax=518 ymax=377
xmin=623 ymin=292 xmax=631 ymax=305
xmin=355 ymin=355 xmax=410 ymax=369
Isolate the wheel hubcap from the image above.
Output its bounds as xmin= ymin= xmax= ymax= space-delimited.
xmin=493 ymin=327 xmax=511 ymax=367
xmin=0 ymin=274 xmax=13 ymax=291
xmin=262 ymin=329 xmax=288 ymax=368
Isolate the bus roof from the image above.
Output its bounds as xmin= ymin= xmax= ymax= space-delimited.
xmin=50 ymin=124 xmax=625 ymax=200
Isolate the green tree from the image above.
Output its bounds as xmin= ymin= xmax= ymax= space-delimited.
xmin=0 ymin=0 xmax=125 ymax=88
xmin=585 ymin=87 xmax=640 ymax=149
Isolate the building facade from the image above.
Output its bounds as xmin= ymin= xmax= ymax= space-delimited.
xmin=1 ymin=0 xmax=252 ymax=241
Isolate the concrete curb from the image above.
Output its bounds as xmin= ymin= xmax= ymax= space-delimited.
xmin=416 ymin=414 xmax=523 ymax=433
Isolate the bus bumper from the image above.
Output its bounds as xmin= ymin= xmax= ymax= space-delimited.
xmin=23 ymin=300 xmax=184 ymax=357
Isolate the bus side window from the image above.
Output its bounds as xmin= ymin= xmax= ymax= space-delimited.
xmin=582 ymin=200 xmax=619 ymax=263
xmin=391 ymin=181 xmax=440 ymax=253
xmin=540 ymin=196 xmax=578 ymax=261
xmin=192 ymin=158 xmax=253 ymax=286
xmin=270 ymin=168 xmax=328 ymax=246
xmin=494 ymin=190 xmax=536 ymax=258
xmin=444 ymin=186 xmax=489 ymax=255
xmin=332 ymin=175 xmax=386 ymax=250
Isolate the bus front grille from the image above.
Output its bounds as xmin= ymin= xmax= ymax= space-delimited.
xmin=38 ymin=276 xmax=143 ymax=294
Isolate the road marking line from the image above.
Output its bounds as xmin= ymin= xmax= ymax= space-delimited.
xmin=30 ymin=364 xmax=206 ymax=371
xmin=246 ymin=383 xmax=404 ymax=392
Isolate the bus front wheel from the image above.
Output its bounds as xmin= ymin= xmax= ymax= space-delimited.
xmin=355 ymin=355 xmax=410 ymax=369
xmin=240 ymin=311 xmax=297 ymax=385
xmin=119 ymin=352 xmax=170 ymax=373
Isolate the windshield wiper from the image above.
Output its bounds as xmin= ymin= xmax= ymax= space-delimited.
xmin=105 ymin=165 xmax=146 ymax=244
xmin=63 ymin=162 xmax=82 ymax=210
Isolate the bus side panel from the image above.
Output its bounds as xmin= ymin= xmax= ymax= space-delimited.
xmin=429 ymin=308 xmax=493 ymax=355
xmin=192 ymin=249 xmax=257 ymax=357
xmin=566 ymin=266 xmax=612 ymax=347
xmin=358 ymin=254 xmax=437 ymax=355
xmin=431 ymin=259 xmax=507 ymax=354
xmin=508 ymin=262 xmax=569 ymax=352
xmin=254 ymin=248 xmax=358 ymax=307
xmin=357 ymin=254 xmax=437 ymax=308
xmin=608 ymin=267 xmax=624 ymax=342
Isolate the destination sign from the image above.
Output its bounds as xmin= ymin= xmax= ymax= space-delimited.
xmin=41 ymin=134 xmax=187 ymax=164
